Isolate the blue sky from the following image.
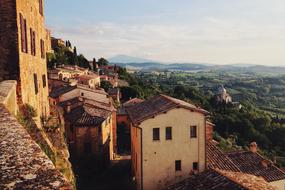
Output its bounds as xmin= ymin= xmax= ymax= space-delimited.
xmin=45 ymin=0 xmax=285 ymax=65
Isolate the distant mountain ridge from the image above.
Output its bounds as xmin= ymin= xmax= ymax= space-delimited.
xmin=108 ymin=55 xmax=156 ymax=64
xmin=109 ymin=55 xmax=285 ymax=74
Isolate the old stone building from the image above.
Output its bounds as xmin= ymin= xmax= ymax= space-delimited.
xmin=126 ymin=94 xmax=209 ymax=190
xmin=215 ymin=85 xmax=232 ymax=104
xmin=59 ymin=97 xmax=116 ymax=165
xmin=77 ymin=73 xmax=100 ymax=89
xmin=0 ymin=0 xmax=50 ymax=118
xmin=48 ymin=79 xmax=117 ymax=163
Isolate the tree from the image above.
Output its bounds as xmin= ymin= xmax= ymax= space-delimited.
xmin=72 ymin=46 xmax=78 ymax=65
xmin=120 ymin=86 xmax=141 ymax=101
xmin=101 ymin=81 xmax=113 ymax=92
xmin=92 ymin=58 xmax=98 ymax=72
xmin=77 ymin=54 xmax=91 ymax=69
xmin=97 ymin=57 xmax=109 ymax=66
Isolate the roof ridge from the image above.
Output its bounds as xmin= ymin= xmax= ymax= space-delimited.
xmin=255 ymin=152 xmax=285 ymax=175
xmin=214 ymin=169 xmax=247 ymax=189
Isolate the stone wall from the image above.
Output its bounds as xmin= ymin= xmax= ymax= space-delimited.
xmin=0 ymin=0 xmax=20 ymax=81
xmin=0 ymin=81 xmax=18 ymax=115
xmin=0 ymin=80 xmax=73 ymax=189
xmin=1 ymin=0 xmax=50 ymax=118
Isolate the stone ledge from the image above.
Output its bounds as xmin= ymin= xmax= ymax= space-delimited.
xmin=0 ymin=105 xmax=73 ymax=190
xmin=0 ymin=80 xmax=18 ymax=115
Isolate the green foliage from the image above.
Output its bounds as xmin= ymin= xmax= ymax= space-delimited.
xmin=120 ymin=86 xmax=142 ymax=101
xmin=77 ymin=54 xmax=91 ymax=69
xmin=97 ymin=57 xmax=109 ymax=66
xmin=101 ymin=81 xmax=113 ymax=92
xmin=17 ymin=104 xmax=37 ymax=128
xmin=47 ymin=42 xmax=91 ymax=69
xmin=125 ymin=70 xmax=285 ymax=165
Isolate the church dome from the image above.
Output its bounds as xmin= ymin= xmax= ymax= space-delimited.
xmin=218 ymin=85 xmax=227 ymax=94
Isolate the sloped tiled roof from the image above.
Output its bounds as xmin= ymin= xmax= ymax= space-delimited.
xmin=207 ymin=141 xmax=240 ymax=172
xmin=65 ymin=105 xmax=111 ymax=127
xmin=126 ymin=94 xmax=208 ymax=124
xmin=227 ymin=151 xmax=285 ymax=182
xmin=166 ymin=169 xmax=277 ymax=190
xmin=123 ymin=98 xmax=144 ymax=107
xmin=49 ymin=85 xmax=77 ymax=98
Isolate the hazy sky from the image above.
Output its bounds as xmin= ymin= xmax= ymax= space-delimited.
xmin=45 ymin=0 xmax=285 ymax=65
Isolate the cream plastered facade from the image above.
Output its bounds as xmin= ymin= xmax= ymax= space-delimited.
xmin=131 ymin=108 xmax=206 ymax=190
xmin=17 ymin=0 xmax=50 ymax=118
xmin=270 ymin=180 xmax=285 ymax=190
xmin=58 ymin=86 xmax=108 ymax=104
xmin=78 ymin=76 xmax=101 ymax=89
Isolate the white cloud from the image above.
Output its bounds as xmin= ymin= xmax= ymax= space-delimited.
xmin=48 ymin=12 xmax=285 ymax=65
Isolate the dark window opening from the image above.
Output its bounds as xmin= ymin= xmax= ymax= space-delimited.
xmin=30 ymin=29 xmax=36 ymax=56
xmin=190 ymin=126 xmax=197 ymax=138
xmin=175 ymin=160 xmax=181 ymax=171
xmin=40 ymin=39 xmax=45 ymax=58
xmin=39 ymin=0 xmax=43 ymax=15
xmin=193 ymin=162 xmax=199 ymax=171
xmin=81 ymin=92 xmax=84 ymax=96
xmin=166 ymin=127 xmax=172 ymax=140
xmin=153 ymin=128 xmax=160 ymax=141
xmin=33 ymin=73 xmax=38 ymax=94
xmin=20 ymin=14 xmax=28 ymax=53
xmin=42 ymin=74 xmax=46 ymax=88
xmin=84 ymin=142 xmax=92 ymax=155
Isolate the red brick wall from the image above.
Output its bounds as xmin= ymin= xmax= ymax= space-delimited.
xmin=0 ymin=0 xmax=20 ymax=81
xmin=206 ymin=122 xmax=214 ymax=142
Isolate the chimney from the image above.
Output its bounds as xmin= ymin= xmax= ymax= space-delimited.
xmin=249 ymin=142 xmax=258 ymax=153
xmin=66 ymin=102 xmax=71 ymax=113
xmin=206 ymin=121 xmax=214 ymax=142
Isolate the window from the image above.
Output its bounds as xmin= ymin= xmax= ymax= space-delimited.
xmin=20 ymin=13 xmax=28 ymax=53
xmin=84 ymin=142 xmax=91 ymax=155
xmin=30 ymin=29 xmax=36 ymax=56
xmin=190 ymin=125 xmax=197 ymax=138
xmin=153 ymin=128 xmax=160 ymax=141
xmin=40 ymin=39 xmax=45 ymax=58
xmin=175 ymin=160 xmax=181 ymax=171
xmin=39 ymin=0 xmax=43 ymax=15
xmin=166 ymin=127 xmax=172 ymax=140
xmin=193 ymin=162 xmax=199 ymax=171
xmin=81 ymin=92 xmax=84 ymax=96
xmin=42 ymin=74 xmax=46 ymax=88
xmin=33 ymin=73 xmax=38 ymax=94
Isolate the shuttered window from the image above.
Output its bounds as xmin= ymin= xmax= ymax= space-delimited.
xmin=30 ymin=28 xmax=36 ymax=56
xmin=42 ymin=74 xmax=46 ymax=88
xmin=40 ymin=39 xmax=45 ymax=58
xmin=20 ymin=13 xmax=28 ymax=53
xmin=39 ymin=0 xmax=43 ymax=15
xmin=34 ymin=74 xmax=38 ymax=94
xmin=24 ymin=19 xmax=28 ymax=53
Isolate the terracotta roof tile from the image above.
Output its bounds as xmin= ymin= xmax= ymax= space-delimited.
xmin=166 ymin=169 xmax=277 ymax=190
xmin=49 ymin=85 xmax=77 ymax=98
xmin=65 ymin=105 xmax=111 ymax=127
xmin=207 ymin=141 xmax=240 ymax=172
xmin=227 ymin=151 xmax=285 ymax=182
xmin=126 ymin=94 xmax=208 ymax=124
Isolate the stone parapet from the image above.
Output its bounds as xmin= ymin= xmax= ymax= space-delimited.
xmin=0 ymin=80 xmax=73 ymax=189
xmin=0 ymin=80 xmax=18 ymax=115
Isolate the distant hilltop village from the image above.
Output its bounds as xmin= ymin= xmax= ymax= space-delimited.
xmin=1 ymin=1 xmax=285 ymax=190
